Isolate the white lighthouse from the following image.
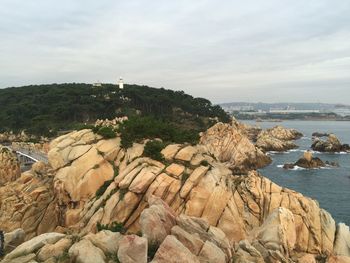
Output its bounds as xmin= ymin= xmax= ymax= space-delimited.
xmin=118 ymin=77 xmax=124 ymax=89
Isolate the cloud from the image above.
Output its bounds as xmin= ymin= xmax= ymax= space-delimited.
xmin=0 ymin=0 xmax=349 ymax=103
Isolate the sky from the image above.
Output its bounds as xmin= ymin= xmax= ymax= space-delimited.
xmin=0 ymin=0 xmax=350 ymax=104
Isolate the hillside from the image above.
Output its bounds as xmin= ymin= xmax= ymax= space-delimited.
xmin=0 ymin=83 xmax=230 ymax=137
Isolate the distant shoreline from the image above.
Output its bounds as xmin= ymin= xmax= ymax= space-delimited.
xmin=238 ymin=118 xmax=350 ymax=122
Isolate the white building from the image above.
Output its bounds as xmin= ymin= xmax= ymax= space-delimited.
xmin=118 ymin=77 xmax=124 ymax=89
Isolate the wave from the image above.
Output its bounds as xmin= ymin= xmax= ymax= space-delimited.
xmin=277 ymin=164 xmax=336 ymax=171
xmin=301 ymin=136 xmax=311 ymax=140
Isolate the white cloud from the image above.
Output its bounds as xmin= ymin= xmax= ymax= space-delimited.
xmin=0 ymin=0 xmax=349 ymax=103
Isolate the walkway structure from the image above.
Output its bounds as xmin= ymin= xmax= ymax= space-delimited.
xmin=4 ymin=146 xmax=48 ymax=170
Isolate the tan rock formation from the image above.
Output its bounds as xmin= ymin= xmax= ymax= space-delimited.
xmin=256 ymin=125 xmax=302 ymax=152
xmin=199 ymin=122 xmax=271 ymax=172
xmin=0 ymin=164 xmax=58 ymax=240
xmin=0 ymin=146 xmax=20 ymax=186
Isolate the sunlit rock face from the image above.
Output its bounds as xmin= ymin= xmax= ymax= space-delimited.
xmin=0 ymin=146 xmax=21 ymax=186
xmin=1 ymin=121 xmax=349 ymax=263
xmin=0 ymin=162 xmax=57 ymax=240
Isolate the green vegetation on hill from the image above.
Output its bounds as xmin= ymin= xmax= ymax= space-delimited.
xmin=0 ymin=83 xmax=230 ymax=140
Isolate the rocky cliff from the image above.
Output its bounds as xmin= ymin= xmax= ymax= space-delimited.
xmin=0 ymin=122 xmax=349 ymax=263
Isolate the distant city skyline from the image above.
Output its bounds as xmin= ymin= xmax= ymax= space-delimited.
xmin=1 ymin=0 xmax=350 ymax=104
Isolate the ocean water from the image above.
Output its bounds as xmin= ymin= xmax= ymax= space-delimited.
xmin=243 ymin=120 xmax=350 ymax=225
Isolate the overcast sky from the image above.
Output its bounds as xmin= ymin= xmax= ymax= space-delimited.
xmin=1 ymin=0 xmax=350 ymax=103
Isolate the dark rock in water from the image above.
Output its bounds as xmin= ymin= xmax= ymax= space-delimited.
xmin=295 ymin=156 xmax=325 ymax=169
xmin=312 ymin=132 xmax=329 ymax=138
xmin=283 ymin=151 xmax=338 ymax=170
xmin=311 ymin=134 xmax=350 ymax=153
xmin=283 ymin=163 xmax=296 ymax=170
xmin=325 ymin=161 xmax=340 ymax=167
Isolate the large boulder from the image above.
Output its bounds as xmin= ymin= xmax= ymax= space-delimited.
xmin=4 ymin=229 xmax=25 ymax=254
xmin=334 ymin=224 xmax=350 ymax=257
xmin=199 ymin=122 xmax=271 ymax=173
xmin=140 ymin=196 xmax=177 ymax=245
xmin=249 ymin=207 xmax=296 ymax=257
xmin=69 ymin=239 xmax=106 ymax=263
xmin=151 ymin=235 xmax=200 ymax=263
xmin=4 ymin=233 xmax=65 ymax=260
xmin=118 ymin=235 xmax=148 ymax=263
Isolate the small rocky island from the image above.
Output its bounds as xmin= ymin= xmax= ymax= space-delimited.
xmin=312 ymin=134 xmax=350 ymax=153
xmin=256 ymin=125 xmax=303 ymax=152
xmin=284 ymin=151 xmax=339 ymax=170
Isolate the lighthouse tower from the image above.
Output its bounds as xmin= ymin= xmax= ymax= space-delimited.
xmin=118 ymin=77 xmax=124 ymax=89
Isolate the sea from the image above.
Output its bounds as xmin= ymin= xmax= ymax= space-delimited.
xmin=242 ymin=120 xmax=350 ymax=226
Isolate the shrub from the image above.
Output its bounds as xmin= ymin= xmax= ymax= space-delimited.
xmin=97 ymin=221 xmax=126 ymax=234
xmin=96 ymin=180 xmax=113 ymax=198
xmin=106 ymin=253 xmax=120 ymax=263
xmin=119 ymin=188 xmax=128 ymax=201
xmin=143 ymin=140 xmax=166 ymax=161
xmin=181 ymin=172 xmax=190 ymax=185
xmin=200 ymin=160 xmax=210 ymax=166
xmin=96 ymin=126 xmax=117 ymax=139
xmin=118 ymin=116 xmax=199 ymax=149
xmin=148 ymin=241 xmax=160 ymax=261
xmin=113 ymin=166 xmax=119 ymax=178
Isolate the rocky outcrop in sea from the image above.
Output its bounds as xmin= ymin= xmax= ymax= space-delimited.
xmin=256 ymin=125 xmax=303 ymax=152
xmin=312 ymin=134 xmax=350 ymax=153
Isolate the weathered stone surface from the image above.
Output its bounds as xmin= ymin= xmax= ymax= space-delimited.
xmin=69 ymin=239 xmax=106 ymax=263
xmin=140 ymin=196 xmax=177 ymax=245
xmin=118 ymin=235 xmax=148 ymax=263
xmin=4 ymin=233 xmax=65 ymax=260
xmin=334 ymin=223 xmax=350 ymax=257
xmin=249 ymin=207 xmax=296 ymax=256
xmin=257 ymin=132 xmax=298 ymax=152
xmin=0 ymin=146 xmax=20 ymax=186
xmin=4 ymin=228 xmax=26 ymax=254
xmin=151 ymin=235 xmax=200 ymax=263
xmin=170 ymin=225 xmax=204 ymax=255
xmin=199 ymin=122 xmax=271 ymax=173
xmin=165 ymin=163 xmax=185 ymax=178
xmin=175 ymin=146 xmax=197 ymax=162
xmin=84 ymin=230 xmax=122 ymax=255
xmin=37 ymin=238 xmax=72 ymax=261
xmin=198 ymin=240 xmax=226 ymax=263
xmin=1 ymin=253 xmax=36 ymax=263
xmin=0 ymin=169 xmax=58 ymax=239
xmin=161 ymin=144 xmax=181 ymax=160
